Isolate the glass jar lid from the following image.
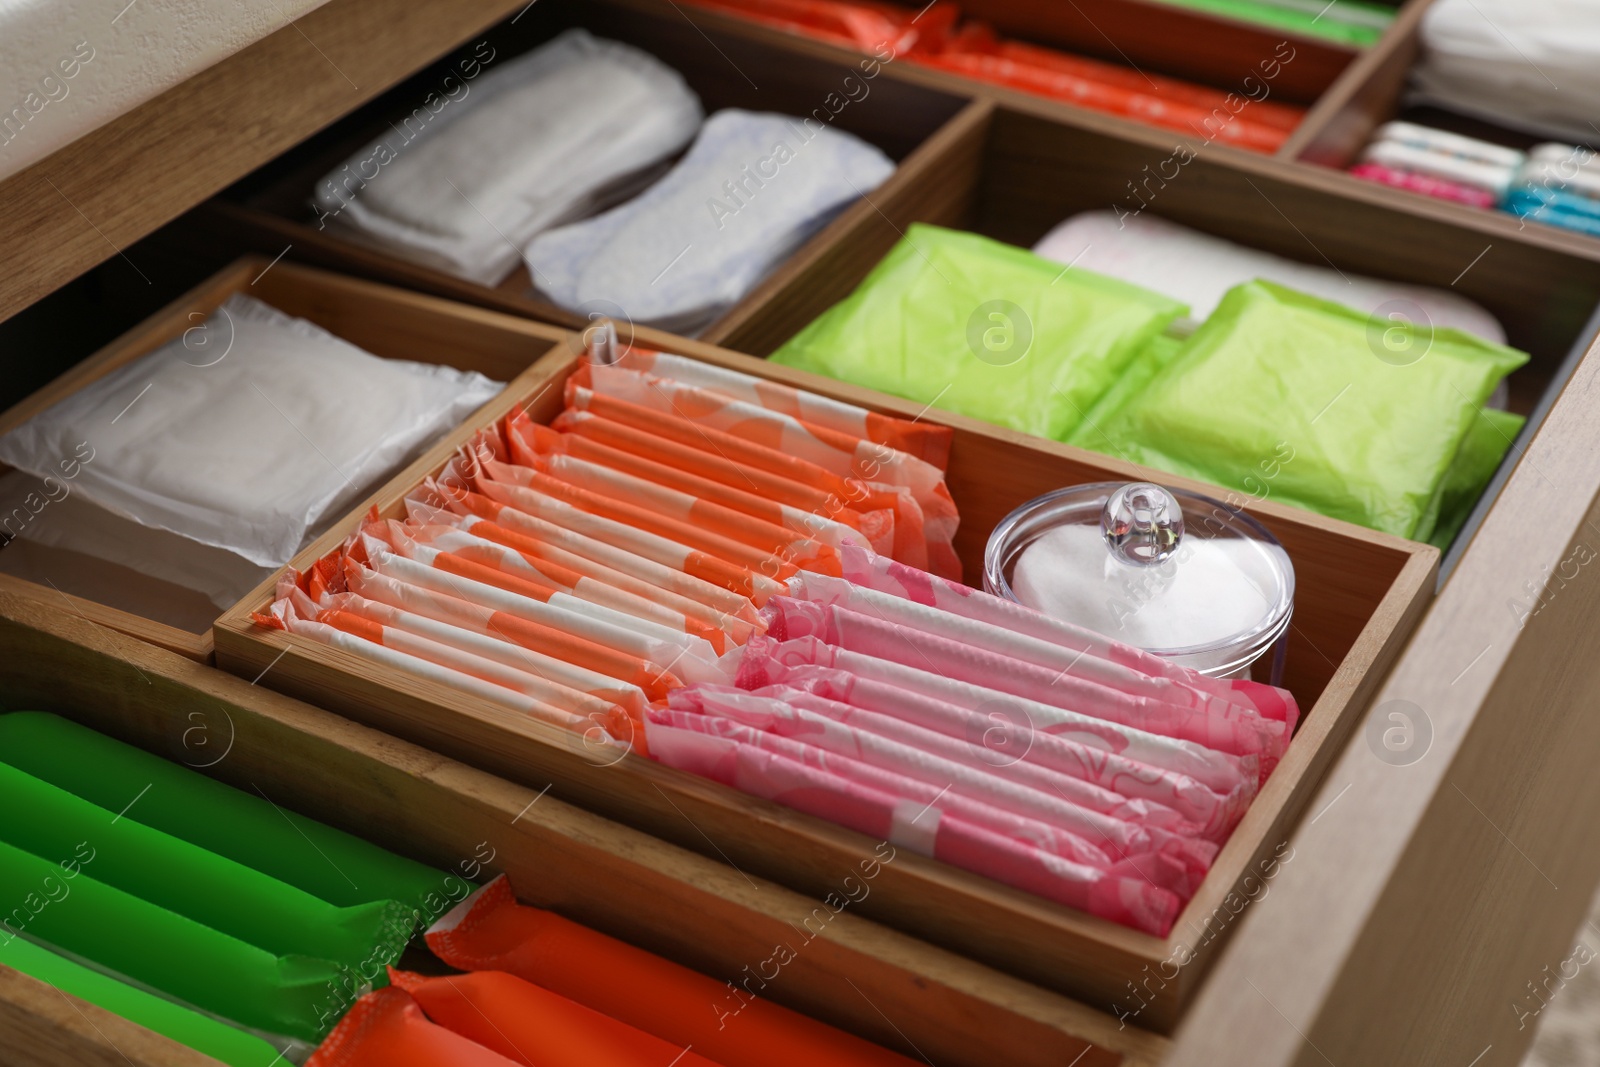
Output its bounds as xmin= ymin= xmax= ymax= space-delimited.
xmin=983 ymin=482 xmax=1295 ymax=672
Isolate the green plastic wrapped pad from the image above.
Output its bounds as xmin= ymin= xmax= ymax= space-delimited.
xmin=1087 ymin=281 xmax=1528 ymax=540
xmin=1147 ymin=0 xmax=1393 ymax=45
xmin=772 ymin=224 xmax=1187 ymax=441
xmin=1428 ymin=408 xmax=1525 ymax=550
xmin=0 ymin=712 xmax=460 ymax=920
xmin=0 ymin=760 xmax=414 ymax=970
xmin=0 ymin=936 xmax=284 ymax=1067
xmin=0 ymin=836 xmax=351 ymax=1042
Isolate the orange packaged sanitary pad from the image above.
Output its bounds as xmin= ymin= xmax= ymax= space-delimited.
xmin=428 ymin=876 xmax=923 ymax=1067
xmin=307 ymin=986 xmax=520 ymax=1067
xmin=390 ymin=968 xmax=730 ymax=1067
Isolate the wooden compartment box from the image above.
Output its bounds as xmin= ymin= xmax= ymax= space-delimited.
xmin=173 ymin=259 xmax=1444 ymax=1031
xmin=0 ymin=589 xmax=1167 ymax=1067
xmin=711 ymin=95 xmax=1600 ymax=563
xmin=0 ymin=259 xmax=566 ymax=662
xmin=1280 ymin=0 xmax=1600 ymax=256
xmin=191 ymin=0 xmax=972 ymax=349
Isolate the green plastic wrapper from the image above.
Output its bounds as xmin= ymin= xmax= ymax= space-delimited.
xmin=1087 ymin=281 xmax=1528 ymax=539
xmin=0 ymin=760 xmax=414 ymax=971
xmin=1427 ymin=408 xmax=1525 ymax=550
xmin=1147 ymin=0 xmax=1392 ymax=45
xmin=0 ymin=935 xmax=285 ymax=1067
xmin=0 ymin=836 xmax=353 ymax=1042
xmin=771 ymin=224 xmax=1186 ymax=441
xmin=0 ymin=712 xmax=460 ymax=921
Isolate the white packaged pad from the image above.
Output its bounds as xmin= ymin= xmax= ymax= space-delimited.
xmin=313 ymin=29 xmax=704 ymax=286
xmin=1409 ymin=0 xmax=1600 ymax=144
xmin=0 ymin=294 xmax=501 ymax=571
xmin=524 ymin=109 xmax=895 ymax=335
xmin=1033 ymin=210 xmax=1507 ymax=343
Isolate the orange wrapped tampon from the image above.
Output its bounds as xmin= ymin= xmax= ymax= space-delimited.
xmin=549 ymin=410 xmax=897 ymax=553
xmin=389 ymin=968 xmax=730 ymax=1067
xmin=308 ymin=986 xmax=521 ymax=1067
xmin=579 ymin=350 xmax=953 ymax=468
xmin=408 ymin=498 xmax=758 ymax=645
xmin=426 ymin=478 xmax=765 ymax=625
xmin=507 ymin=413 xmax=889 ymax=555
xmin=428 ymin=877 xmax=923 ymax=1067
xmin=470 ymin=476 xmax=788 ymax=603
xmin=557 ymin=391 xmax=936 ymax=572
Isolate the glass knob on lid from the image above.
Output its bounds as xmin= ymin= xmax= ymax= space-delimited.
xmin=1101 ymin=482 xmax=1183 ymax=566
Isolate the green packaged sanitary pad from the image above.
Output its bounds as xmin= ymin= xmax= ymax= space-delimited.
xmin=0 ymin=712 xmax=459 ymax=919
xmin=1428 ymin=407 xmax=1525 ymax=549
xmin=1087 ymin=281 xmax=1526 ymax=539
xmin=0 ymin=935 xmax=285 ymax=1067
xmin=772 ymin=224 xmax=1186 ymax=441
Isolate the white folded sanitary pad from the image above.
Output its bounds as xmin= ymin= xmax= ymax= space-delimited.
xmin=1033 ymin=209 xmax=1507 ymax=343
xmin=0 ymin=294 xmax=501 ymax=574
xmin=313 ymin=29 xmax=704 ymax=285
xmin=1409 ymin=0 xmax=1600 ymax=145
xmin=524 ymin=108 xmax=896 ymax=335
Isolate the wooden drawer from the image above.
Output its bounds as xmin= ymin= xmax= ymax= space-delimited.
xmin=0 ymin=588 xmax=1166 ymax=1067
xmin=166 ymin=259 xmax=1439 ymax=1030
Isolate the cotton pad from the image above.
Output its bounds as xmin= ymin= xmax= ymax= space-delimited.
xmin=524 ymin=109 xmax=895 ymax=334
xmin=1033 ymin=210 xmax=1507 ymax=343
xmin=314 ymin=29 xmax=703 ymax=285
xmin=0 ymin=294 xmax=500 ymax=570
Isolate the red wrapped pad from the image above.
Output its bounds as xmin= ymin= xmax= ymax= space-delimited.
xmin=389 ymin=969 xmax=729 ymax=1067
xmin=428 ymin=875 xmax=926 ymax=1067
xmin=678 ymin=0 xmax=957 ymax=55
xmin=915 ymin=27 xmax=1303 ymax=153
xmin=308 ymin=986 xmax=519 ymax=1067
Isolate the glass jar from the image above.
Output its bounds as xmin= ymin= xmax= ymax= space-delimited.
xmin=983 ymin=481 xmax=1294 ymax=683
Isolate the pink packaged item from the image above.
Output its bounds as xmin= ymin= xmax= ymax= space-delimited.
xmin=669 ymin=683 xmax=1244 ymax=838
xmin=642 ymin=719 xmax=1182 ymax=936
xmin=660 ymin=687 xmax=1216 ymax=884
xmin=827 ymin=544 xmax=1298 ymax=727
xmin=737 ymin=635 xmax=1257 ymax=794
xmin=1349 ymin=161 xmax=1501 ymax=209
xmin=601 ymin=348 xmax=953 ymax=468
xmin=653 ymin=705 xmax=1206 ymax=896
xmin=764 ymin=596 xmax=1287 ymax=771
